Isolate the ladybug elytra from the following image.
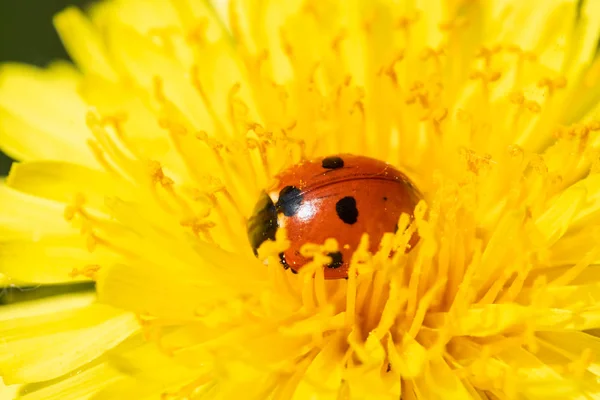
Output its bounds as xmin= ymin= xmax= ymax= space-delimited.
xmin=247 ymin=154 xmax=421 ymax=279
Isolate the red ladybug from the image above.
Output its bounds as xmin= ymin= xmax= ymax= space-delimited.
xmin=247 ymin=154 xmax=421 ymax=279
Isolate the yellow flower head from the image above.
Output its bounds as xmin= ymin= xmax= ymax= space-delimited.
xmin=1 ymin=0 xmax=600 ymax=399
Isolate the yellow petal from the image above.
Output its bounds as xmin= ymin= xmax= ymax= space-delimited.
xmin=7 ymin=161 xmax=130 ymax=213
xmin=78 ymin=77 xmax=193 ymax=181
xmin=18 ymin=363 xmax=118 ymax=400
xmin=89 ymin=341 xmax=204 ymax=400
xmin=548 ymin=230 xmax=600 ymax=266
xmin=569 ymin=174 xmax=600 ymax=230
xmin=19 ymin=338 xmax=200 ymax=400
xmin=96 ymin=245 xmax=265 ymax=320
xmin=533 ymin=183 xmax=587 ymax=246
xmin=53 ymin=7 xmax=118 ymax=81
xmin=0 ymin=184 xmax=74 ymax=241
xmin=426 ymin=357 xmax=477 ymax=399
xmin=562 ymin=0 xmax=600 ymax=82
xmin=0 ymin=292 xmax=138 ymax=384
xmin=104 ymin=23 xmax=216 ymax=132
xmin=497 ymin=346 xmax=581 ymax=398
xmin=0 ymin=63 xmax=97 ymax=167
xmin=0 ymin=236 xmax=117 ymax=285
xmin=0 ymin=379 xmax=19 ymax=400
xmin=537 ymin=331 xmax=600 ymax=378
xmin=485 ymin=0 xmax=575 ymax=61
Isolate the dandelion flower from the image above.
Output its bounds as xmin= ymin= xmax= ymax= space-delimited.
xmin=2 ymin=0 xmax=600 ymax=398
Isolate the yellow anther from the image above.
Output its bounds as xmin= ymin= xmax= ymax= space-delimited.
xmin=476 ymin=45 xmax=502 ymax=58
xmin=396 ymin=13 xmax=420 ymax=29
xmin=331 ymin=30 xmax=347 ymax=53
xmin=245 ymin=138 xmax=259 ymax=150
xmin=64 ymin=205 xmax=77 ymax=222
xmin=99 ymin=112 xmax=128 ymax=128
xmin=63 ymin=193 xmax=87 ymax=222
xmin=147 ymin=160 xmax=174 ymax=187
xmin=509 ymin=91 xmax=525 ymax=105
xmin=552 ymin=125 xmax=567 ymax=138
xmin=469 ymin=69 xmax=501 ymax=83
xmin=153 ymin=75 xmax=166 ymax=103
xmin=257 ymin=227 xmax=290 ymax=259
xmin=195 ymin=131 xmax=208 ymax=141
xmin=381 ymin=51 xmax=405 ymax=84
xmin=505 ymin=45 xmax=538 ymax=62
xmin=352 ymin=101 xmax=365 ymax=116
xmin=180 ymin=216 xmax=216 ymax=236
xmin=186 ymin=18 xmax=209 ymax=45
xmin=460 ymin=148 xmax=493 ymax=174
xmin=573 ymin=125 xmax=590 ymax=138
xmin=413 ymin=200 xmax=428 ymax=222
xmin=487 ymin=71 xmax=501 ymax=82
xmin=420 ymin=47 xmax=444 ymax=61
xmin=525 ymin=101 xmax=541 ymax=113
xmin=195 ymin=131 xmax=224 ymax=151
xmin=537 ymin=76 xmax=567 ymax=96
xmin=299 ymin=240 xmax=336 ymax=259
xmin=247 ymin=122 xmax=266 ymax=136
xmin=507 ymin=144 xmax=524 ymax=159
xmin=431 ymin=107 xmax=448 ymax=123
xmin=475 ymin=45 xmax=502 ymax=66
xmin=228 ymin=85 xmax=250 ymax=127
xmin=158 ymin=118 xmax=188 ymax=136
xmin=69 ymin=264 xmax=100 ymax=280
xmin=410 ymin=81 xmax=424 ymax=91
xmin=86 ymin=234 xmax=98 ymax=252
xmin=528 ymin=154 xmax=548 ymax=175
xmin=323 ymin=238 xmax=339 ymax=253
xmin=279 ymin=29 xmax=293 ymax=57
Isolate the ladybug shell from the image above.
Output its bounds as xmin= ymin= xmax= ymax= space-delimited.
xmin=247 ymin=154 xmax=421 ymax=279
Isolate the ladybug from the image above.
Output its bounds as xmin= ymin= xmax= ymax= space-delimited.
xmin=247 ymin=154 xmax=422 ymax=279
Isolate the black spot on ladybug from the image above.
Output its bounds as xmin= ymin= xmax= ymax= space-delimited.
xmin=326 ymin=251 xmax=343 ymax=269
xmin=247 ymin=192 xmax=278 ymax=255
xmin=276 ymin=186 xmax=303 ymax=217
xmin=322 ymin=156 xmax=344 ymax=169
xmin=383 ymin=196 xmax=388 ymax=201
xmin=279 ymin=252 xmax=290 ymax=269
xmin=290 ymin=268 xmax=298 ymax=274
xmin=335 ymin=196 xmax=358 ymax=224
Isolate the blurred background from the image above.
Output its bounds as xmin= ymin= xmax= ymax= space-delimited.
xmin=0 ymin=0 xmax=92 ymax=176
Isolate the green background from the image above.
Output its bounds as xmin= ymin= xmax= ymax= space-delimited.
xmin=0 ymin=0 xmax=91 ymax=176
